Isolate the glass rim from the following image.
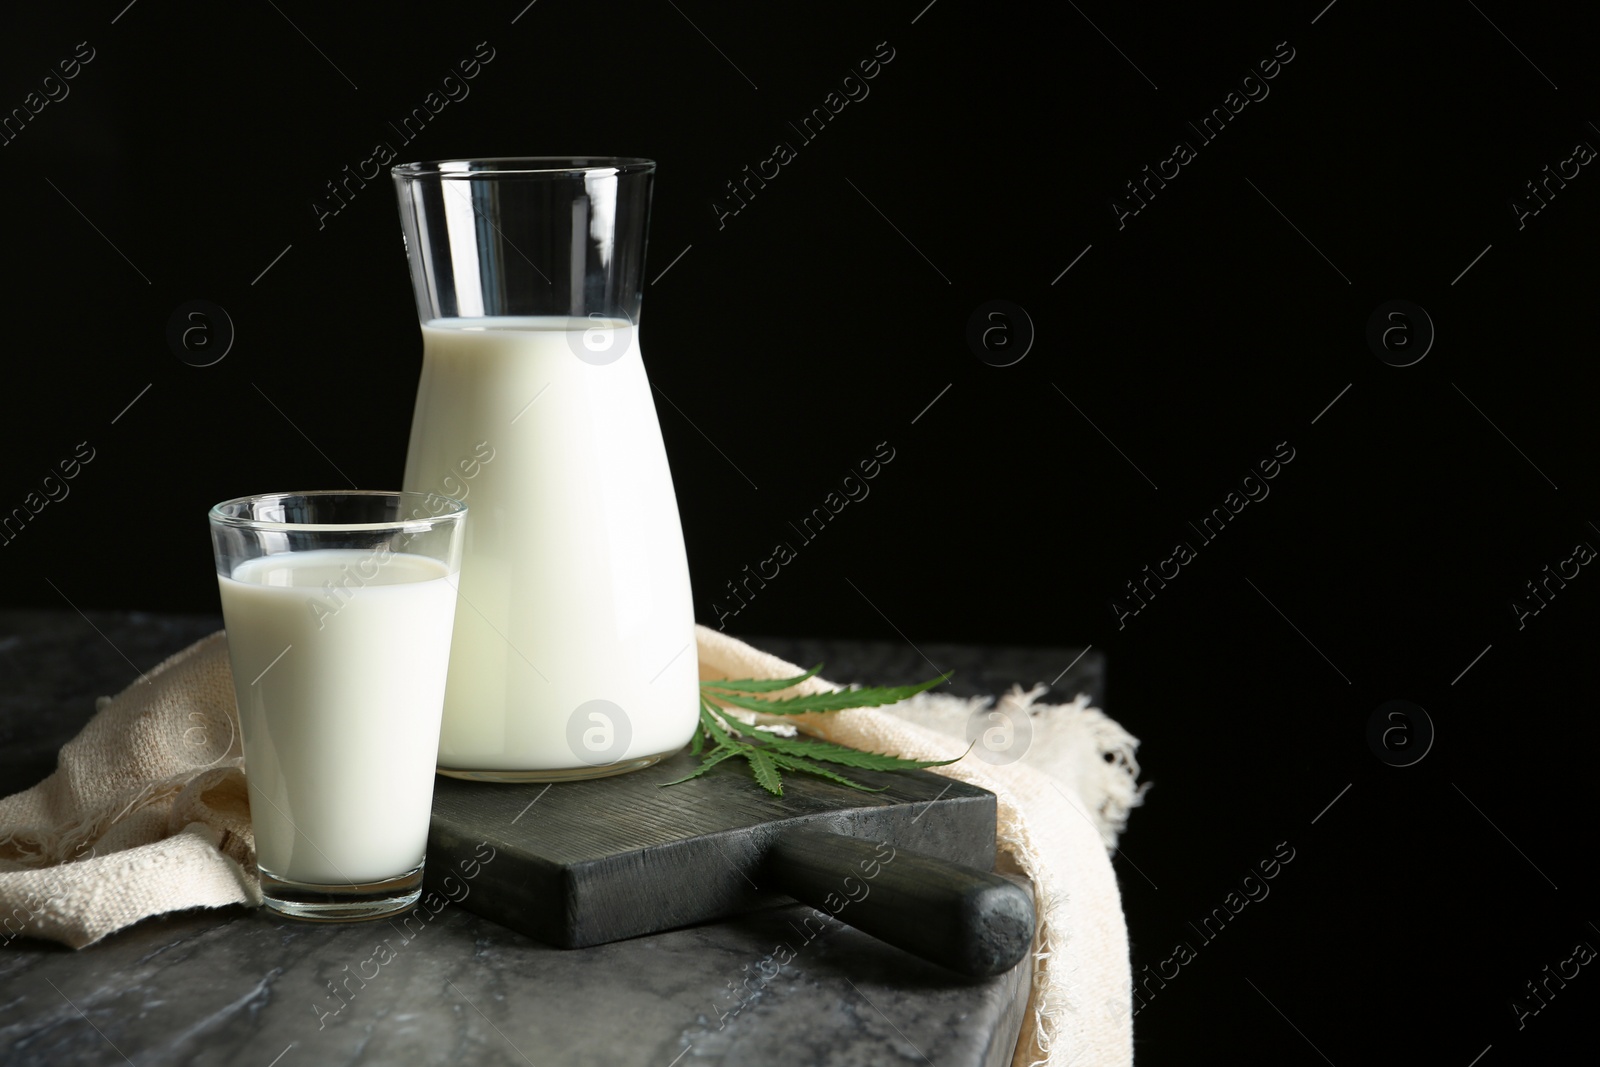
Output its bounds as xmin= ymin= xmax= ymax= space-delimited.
xmin=392 ymin=156 xmax=656 ymax=180
xmin=208 ymin=490 xmax=467 ymax=533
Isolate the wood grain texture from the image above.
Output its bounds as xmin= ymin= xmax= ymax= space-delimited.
xmin=767 ymin=828 xmax=1035 ymax=977
xmin=426 ymin=745 xmax=996 ymax=949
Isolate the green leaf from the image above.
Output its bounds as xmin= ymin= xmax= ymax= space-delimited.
xmin=755 ymin=732 xmax=960 ymax=771
xmin=665 ymin=668 xmax=965 ymax=798
xmin=700 ymin=664 xmax=824 ymax=693
xmin=743 ymin=745 xmax=783 ymax=796
xmin=705 ymin=672 xmax=951 ymax=717
xmin=765 ymin=751 xmax=886 ymax=792
xmin=699 ymin=699 xmax=741 ymax=746
xmin=659 ymin=746 xmax=740 ymax=787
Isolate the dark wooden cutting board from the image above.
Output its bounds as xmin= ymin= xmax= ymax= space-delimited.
xmin=424 ymin=746 xmax=1000 ymax=952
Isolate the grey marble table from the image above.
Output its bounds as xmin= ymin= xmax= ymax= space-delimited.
xmin=0 ymin=612 xmax=1101 ymax=1067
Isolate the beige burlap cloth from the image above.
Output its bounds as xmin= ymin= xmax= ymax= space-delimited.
xmin=0 ymin=626 xmax=1143 ymax=1067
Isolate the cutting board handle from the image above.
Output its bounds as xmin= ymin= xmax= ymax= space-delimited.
xmin=764 ymin=828 xmax=1034 ymax=978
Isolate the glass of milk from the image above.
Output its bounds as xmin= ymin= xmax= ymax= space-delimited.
xmin=391 ymin=158 xmax=699 ymax=781
xmin=209 ymin=490 xmax=466 ymax=921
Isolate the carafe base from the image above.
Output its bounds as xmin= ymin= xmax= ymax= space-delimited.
xmin=436 ymin=748 xmax=679 ymax=783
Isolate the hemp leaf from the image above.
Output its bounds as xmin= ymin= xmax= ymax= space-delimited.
xmin=663 ymin=666 xmax=959 ymax=797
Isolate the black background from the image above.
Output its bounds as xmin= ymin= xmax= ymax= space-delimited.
xmin=3 ymin=1 xmax=1597 ymax=1062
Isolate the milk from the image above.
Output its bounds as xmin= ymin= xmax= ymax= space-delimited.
xmin=218 ymin=549 xmax=458 ymax=884
xmin=402 ymin=317 xmax=698 ymax=773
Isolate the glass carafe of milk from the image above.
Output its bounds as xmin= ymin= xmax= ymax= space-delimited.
xmin=391 ymin=158 xmax=696 ymax=781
